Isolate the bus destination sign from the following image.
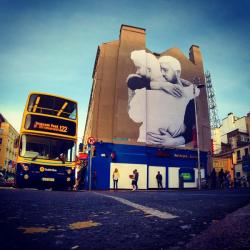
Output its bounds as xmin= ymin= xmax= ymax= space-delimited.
xmin=34 ymin=122 xmax=68 ymax=133
xmin=25 ymin=115 xmax=76 ymax=136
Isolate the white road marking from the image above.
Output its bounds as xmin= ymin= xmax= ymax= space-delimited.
xmin=0 ymin=187 xmax=14 ymax=190
xmin=94 ymin=192 xmax=178 ymax=219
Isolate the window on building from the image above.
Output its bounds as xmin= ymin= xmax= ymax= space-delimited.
xmin=245 ymin=148 xmax=249 ymax=156
xmin=237 ymin=150 xmax=241 ymax=160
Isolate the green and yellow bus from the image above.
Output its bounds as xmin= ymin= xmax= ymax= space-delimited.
xmin=15 ymin=92 xmax=78 ymax=189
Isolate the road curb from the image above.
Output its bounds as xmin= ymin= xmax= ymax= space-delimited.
xmin=184 ymin=203 xmax=250 ymax=250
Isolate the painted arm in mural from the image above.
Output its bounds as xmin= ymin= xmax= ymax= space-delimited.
xmin=127 ymin=74 xmax=185 ymax=98
xmin=150 ymin=74 xmax=193 ymax=97
xmin=127 ymin=74 xmax=151 ymax=90
xmin=150 ymin=80 xmax=183 ymax=97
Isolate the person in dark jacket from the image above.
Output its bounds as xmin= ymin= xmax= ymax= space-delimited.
xmin=218 ymin=169 xmax=225 ymax=189
xmin=134 ymin=169 xmax=139 ymax=190
xmin=210 ymin=168 xmax=217 ymax=189
xmin=156 ymin=171 xmax=163 ymax=189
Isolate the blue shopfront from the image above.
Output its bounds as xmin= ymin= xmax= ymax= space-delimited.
xmin=85 ymin=142 xmax=208 ymax=190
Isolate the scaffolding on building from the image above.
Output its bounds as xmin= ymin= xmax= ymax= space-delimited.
xmin=205 ymin=71 xmax=221 ymax=129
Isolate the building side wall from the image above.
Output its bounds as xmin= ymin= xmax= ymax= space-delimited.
xmin=84 ymin=25 xmax=211 ymax=154
xmin=221 ymin=113 xmax=235 ymax=136
xmin=235 ymin=117 xmax=247 ymax=133
xmin=219 ymin=113 xmax=248 ymax=146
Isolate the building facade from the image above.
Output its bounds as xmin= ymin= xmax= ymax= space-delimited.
xmin=0 ymin=114 xmax=19 ymax=173
xmin=83 ymin=25 xmax=211 ymax=189
xmin=212 ymin=112 xmax=250 ymax=180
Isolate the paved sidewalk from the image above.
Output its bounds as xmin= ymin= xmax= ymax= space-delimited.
xmin=184 ymin=203 xmax=250 ymax=250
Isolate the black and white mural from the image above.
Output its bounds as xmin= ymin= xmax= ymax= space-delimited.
xmin=127 ymin=50 xmax=200 ymax=147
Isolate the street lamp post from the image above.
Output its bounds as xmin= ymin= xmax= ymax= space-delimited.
xmin=193 ymin=77 xmax=204 ymax=190
xmin=88 ymin=145 xmax=93 ymax=191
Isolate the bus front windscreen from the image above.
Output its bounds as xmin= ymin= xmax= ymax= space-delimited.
xmin=20 ymin=135 xmax=76 ymax=162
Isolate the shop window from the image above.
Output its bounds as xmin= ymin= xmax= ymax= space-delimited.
xmin=237 ymin=150 xmax=241 ymax=160
xmin=245 ymin=148 xmax=249 ymax=156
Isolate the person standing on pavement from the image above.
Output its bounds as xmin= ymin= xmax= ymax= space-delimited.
xmin=156 ymin=171 xmax=163 ymax=189
xmin=92 ymin=170 xmax=97 ymax=189
xmin=218 ymin=168 xmax=225 ymax=189
xmin=134 ymin=169 xmax=139 ymax=190
xmin=247 ymin=172 xmax=250 ymax=188
xmin=225 ymin=171 xmax=232 ymax=189
xmin=112 ymin=168 xmax=120 ymax=190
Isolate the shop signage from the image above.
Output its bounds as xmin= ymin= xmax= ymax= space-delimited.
xmin=156 ymin=150 xmax=170 ymax=157
xmin=179 ymin=168 xmax=195 ymax=182
xmin=174 ymin=154 xmax=197 ymax=159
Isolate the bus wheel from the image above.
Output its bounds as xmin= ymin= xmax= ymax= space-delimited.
xmin=14 ymin=178 xmax=23 ymax=189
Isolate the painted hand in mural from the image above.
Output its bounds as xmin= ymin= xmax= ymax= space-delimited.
xmin=150 ymin=80 xmax=183 ymax=98
xmin=147 ymin=128 xmax=185 ymax=147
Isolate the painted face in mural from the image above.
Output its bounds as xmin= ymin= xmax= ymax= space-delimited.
xmin=135 ymin=63 xmax=151 ymax=79
xmin=131 ymin=50 xmax=160 ymax=80
xmin=159 ymin=56 xmax=181 ymax=83
xmin=160 ymin=63 xmax=177 ymax=82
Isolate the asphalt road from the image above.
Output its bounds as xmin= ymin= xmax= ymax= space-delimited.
xmin=0 ymin=188 xmax=250 ymax=250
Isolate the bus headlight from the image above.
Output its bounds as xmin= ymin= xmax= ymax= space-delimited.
xmin=24 ymin=174 xmax=29 ymax=180
xmin=40 ymin=167 xmax=45 ymax=172
xmin=66 ymin=169 xmax=72 ymax=175
xmin=21 ymin=164 xmax=29 ymax=171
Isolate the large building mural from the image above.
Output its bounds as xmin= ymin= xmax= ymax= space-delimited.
xmin=84 ymin=25 xmax=210 ymax=152
xmin=83 ymin=25 xmax=211 ymax=190
xmin=128 ymin=50 xmax=200 ymax=147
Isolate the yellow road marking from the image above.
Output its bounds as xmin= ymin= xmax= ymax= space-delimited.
xmin=18 ymin=226 xmax=54 ymax=234
xmin=69 ymin=220 xmax=102 ymax=230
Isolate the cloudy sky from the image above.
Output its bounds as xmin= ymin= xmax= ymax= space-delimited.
xmin=0 ymin=0 xmax=249 ymax=142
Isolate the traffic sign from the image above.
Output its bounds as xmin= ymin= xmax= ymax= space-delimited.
xmin=87 ymin=136 xmax=96 ymax=145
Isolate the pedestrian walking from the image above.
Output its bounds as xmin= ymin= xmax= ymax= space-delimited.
xmin=112 ymin=168 xmax=120 ymax=190
xmin=156 ymin=171 xmax=163 ymax=189
xmin=73 ymin=156 xmax=82 ymax=191
xmin=130 ymin=170 xmax=136 ymax=191
xmin=247 ymin=173 xmax=250 ymax=188
xmin=241 ymin=176 xmax=247 ymax=188
xmin=218 ymin=168 xmax=225 ymax=189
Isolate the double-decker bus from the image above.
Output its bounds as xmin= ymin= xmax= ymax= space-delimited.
xmin=15 ymin=92 xmax=77 ymax=189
